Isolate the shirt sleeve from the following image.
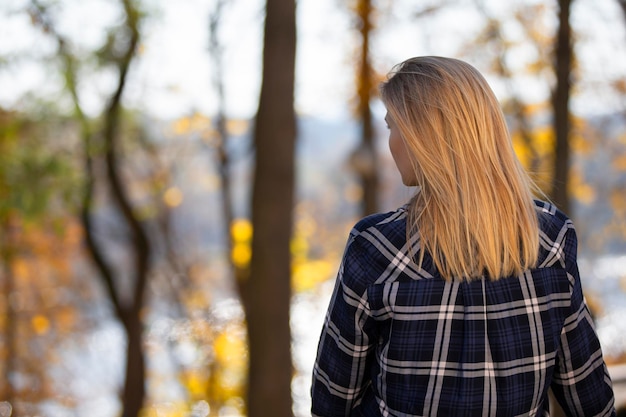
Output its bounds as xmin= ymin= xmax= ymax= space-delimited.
xmin=550 ymin=226 xmax=616 ymax=417
xmin=311 ymin=233 xmax=377 ymax=417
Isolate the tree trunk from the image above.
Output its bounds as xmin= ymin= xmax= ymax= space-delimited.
xmin=548 ymin=7 xmax=574 ymax=412
xmin=121 ymin=312 xmax=146 ymax=417
xmin=355 ymin=0 xmax=378 ymax=215
xmin=551 ymin=0 xmax=573 ymax=215
xmin=29 ymin=2 xmax=148 ymax=416
xmin=243 ymin=0 xmax=297 ymax=416
xmin=207 ymin=0 xmax=249 ymax=289
xmin=1 ymin=219 xmax=17 ymax=416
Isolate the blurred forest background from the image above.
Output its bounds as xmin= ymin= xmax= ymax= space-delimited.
xmin=2 ymin=0 xmax=626 ymax=416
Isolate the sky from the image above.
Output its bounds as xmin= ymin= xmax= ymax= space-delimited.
xmin=2 ymin=0 xmax=626 ymax=122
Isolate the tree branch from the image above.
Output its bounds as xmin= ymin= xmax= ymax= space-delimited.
xmin=101 ymin=0 xmax=150 ymax=317
xmin=28 ymin=0 xmax=125 ymax=318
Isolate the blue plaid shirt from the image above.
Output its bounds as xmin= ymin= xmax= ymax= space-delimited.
xmin=311 ymin=200 xmax=615 ymax=416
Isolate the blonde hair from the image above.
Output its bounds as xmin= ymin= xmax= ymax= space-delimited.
xmin=380 ymin=56 xmax=539 ymax=281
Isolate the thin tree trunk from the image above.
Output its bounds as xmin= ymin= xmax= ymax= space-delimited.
xmin=547 ymin=3 xmax=573 ymax=401
xmin=207 ymin=0 xmax=248 ymax=290
xmin=243 ymin=0 xmax=297 ymax=415
xmin=30 ymin=2 xmax=149 ymax=416
xmin=355 ymin=0 xmax=378 ymax=215
xmin=551 ymin=0 xmax=573 ymax=215
xmin=121 ymin=312 xmax=146 ymax=417
xmin=100 ymin=3 xmax=150 ymax=415
xmin=1 ymin=219 xmax=17 ymax=416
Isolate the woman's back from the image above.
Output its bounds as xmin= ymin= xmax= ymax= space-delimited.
xmin=311 ymin=56 xmax=615 ymax=416
xmin=311 ymin=201 xmax=615 ymax=416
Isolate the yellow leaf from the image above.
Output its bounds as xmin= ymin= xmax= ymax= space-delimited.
xmin=31 ymin=314 xmax=50 ymax=335
xmin=571 ymin=183 xmax=595 ymax=205
xmin=199 ymin=174 xmax=220 ymax=191
xmin=163 ymin=187 xmax=183 ymax=207
xmin=295 ymin=216 xmax=317 ymax=237
xmin=569 ymin=170 xmax=595 ymax=205
xmin=290 ymin=235 xmax=309 ymax=259
xmin=140 ymin=402 xmax=189 ymax=417
xmin=231 ymin=219 xmax=252 ymax=243
xmin=231 ymin=243 xmax=251 ymax=269
xmin=533 ymin=127 xmax=554 ymax=155
xmin=172 ymin=117 xmax=191 ymax=135
xmin=571 ymin=136 xmax=591 ymax=154
xmin=512 ymin=138 xmax=531 ymax=169
xmin=292 ymin=259 xmax=334 ymax=292
xmin=12 ymin=258 xmax=30 ymax=279
xmin=226 ymin=119 xmax=249 ymax=135
xmin=214 ymin=330 xmax=247 ymax=367
xmin=183 ymin=371 xmax=207 ymax=398
xmin=189 ymin=112 xmax=211 ymax=131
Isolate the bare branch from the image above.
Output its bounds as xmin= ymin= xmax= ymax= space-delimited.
xmin=28 ymin=0 xmax=124 ymax=318
xmin=100 ymin=0 xmax=149 ymax=315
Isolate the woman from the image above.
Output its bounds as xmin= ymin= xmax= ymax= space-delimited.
xmin=311 ymin=57 xmax=615 ymax=416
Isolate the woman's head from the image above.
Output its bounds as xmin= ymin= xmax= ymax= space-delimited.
xmin=381 ymin=56 xmax=513 ymax=192
xmin=380 ymin=56 xmax=539 ymax=280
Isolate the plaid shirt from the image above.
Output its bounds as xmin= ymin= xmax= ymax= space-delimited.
xmin=311 ymin=200 xmax=615 ymax=416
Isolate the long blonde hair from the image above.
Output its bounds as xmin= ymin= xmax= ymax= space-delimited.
xmin=380 ymin=56 xmax=539 ymax=281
